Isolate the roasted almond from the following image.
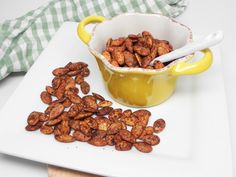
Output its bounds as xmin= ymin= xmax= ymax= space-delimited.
xmin=40 ymin=91 xmax=52 ymax=104
xmin=153 ymin=118 xmax=166 ymax=133
xmin=49 ymin=103 xmax=64 ymax=119
xmin=98 ymin=100 xmax=112 ymax=107
xmin=52 ymin=67 xmax=69 ymax=76
xmin=55 ymin=134 xmax=75 ymax=143
xmin=80 ymin=81 xmax=90 ymax=94
xmin=134 ymin=142 xmax=152 ymax=153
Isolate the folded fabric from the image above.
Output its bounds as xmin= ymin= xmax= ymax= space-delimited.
xmin=0 ymin=0 xmax=187 ymax=80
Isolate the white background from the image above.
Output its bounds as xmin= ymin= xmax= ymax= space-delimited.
xmin=0 ymin=0 xmax=235 ymax=177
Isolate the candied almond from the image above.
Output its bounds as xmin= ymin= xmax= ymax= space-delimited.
xmin=45 ymin=86 xmax=55 ymax=95
xmin=111 ymin=37 xmax=126 ymax=47
xmin=96 ymin=117 xmax=111 ymax=131
xmin=57 ymin=120 xmax=71 ymax=134
xmin=84 ymin=117 xmax=98 ymax=129
xmin=98 ymin=100 xmax=112 ymax=107
xmin=75 ymin=75 xmax=84 ymax=84
xmin=114 ymin=134 xmax=123 ymax=144
xmin=80 ymin=81 xmax=90 ymax=94
xmin=80 ymin=67 xmax=90 ymax=77
xmin=55 ymin=81 xmax=66 ymax=99
xmin=39 ymin=113 xmax=49 ymax=122
xmin=40 ymin=125 xmax=54 ymax=135
xmin=133 ymin=45 xmax=150 ymax=56
xmin=68 ymin=62 xmax=87 ymax=71
xmin=49 ymin=103 xmax=64 ymax=119
xmin=131 ymin=125 xmax=144 ymax=138
xmin=153 ymin=118 xmax=166 ymax=133
xmin=121 ymin=114 xmax=138 ymax=127
xmin=92 ymin=92 xmax=105 ymax=101
xmin=97 ymin=107 xmax=113 ymax=116
xmin=62 ymin=98 xmax=72 ymax=108
xmin=65 ymin=90 xmax=82 ymax=104
xmin=46 ymin=117 xmax=62 ymax=126
xmin=107 ymin=122 xmax=122 ymax=135
xmin=88 ymin=137 xmax=107 ymax=146
xmin=125 ymin=38 xmax=133 ymax=53
xmin=123 ymin=109 xmax=132 ymax=117
xmin=105 ymin=135 xmax=115 ymax=146
xmin=92 ymin=130 xmax=107 ymax=139
xmin=40 ymin=91 xmax=52 ymax=104
xmin=75 ymin=111 xmax=93 ymax=120
xmin=108 ymin=108 xmax=123 ymax=121
xmin=58 ymin=112 xmax=69 ymax=121
xmin=73 ymin=131 xmax=91 ymax=142
xmin=55 ymin=134 xmax=75 ymax=143
xmin=102 ymin=50 xmax=112 ymax=62
xmin=124 ymin=51 xmax=137 ymax=67
xmin=52 ymin=67 xmax=69 ymax=76
xmin=133 ymin=110 xmax=151 ymax=127
xmin=27 ymin=111 xmax=40 ymax=126
xmin=157 ymin=42 xmax=173 ymax=56
xmin=83 ymin=95 xmax=98 ymax=110
xmin=119 ymin=129 xmax=136 ymax=143
xmin=141 ymin=56 xmax=152 ymax=68
xmin=68 ymin=87 xmax=79 ymax=95
xmin=144 ymin=35 xmax=153 ymax=48
xmin=69 ymin=120 xmax=80 ymax=130
xmin=142 ymin=134 xmax=160 ymax=146
xmin=79 ymin=123 xmax=92 ymax=136
xmin=65 ymin=77 xmax=76 ymax=90
xmin=25 ymin=121 xmax=43 ymax=131
xmin=134 ymin=142 xmax=152 ymax=153
xmin=67 ymin=104 xmax=80 ymax=117
xmin=66 ymin=70 xmax=80 ymax=76
xmin=112 ymin=50 xmax=125 ymax=65
xmin=115 ymin=141 xmax=132 ymax=151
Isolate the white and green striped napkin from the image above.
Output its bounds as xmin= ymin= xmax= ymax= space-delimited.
xmin=0 ymin=0 xmax=187 ymax=80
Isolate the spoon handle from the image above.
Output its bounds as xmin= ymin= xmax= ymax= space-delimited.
xmin=153 ymin=31 xmax=224 ymax=63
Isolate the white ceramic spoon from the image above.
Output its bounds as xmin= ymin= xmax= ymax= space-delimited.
xmin=151 ymin=31 xmax=224 ymax=64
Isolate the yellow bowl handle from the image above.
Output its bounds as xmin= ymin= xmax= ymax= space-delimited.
xmin=172 ymin=48 xmax=213 ymax=76
xmin=77 ymin=15 xmax=106 ymax=45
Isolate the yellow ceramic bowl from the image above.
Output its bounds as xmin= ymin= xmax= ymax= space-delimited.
xmin=77 ymin=13 xmax=213 ymax=107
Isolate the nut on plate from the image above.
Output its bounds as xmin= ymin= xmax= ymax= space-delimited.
xmin=25 ymin=62 xmax=166 ymax=153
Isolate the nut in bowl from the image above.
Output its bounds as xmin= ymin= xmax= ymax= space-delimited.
xmin=78 ymin=13 xmax=213 ymax=107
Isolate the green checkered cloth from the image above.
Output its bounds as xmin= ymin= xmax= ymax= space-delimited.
xmin=0 ymin=0 xmax=187 ymax=80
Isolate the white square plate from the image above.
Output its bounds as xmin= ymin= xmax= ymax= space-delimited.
xmin=0 ymin=22 xmax=233 ymax=177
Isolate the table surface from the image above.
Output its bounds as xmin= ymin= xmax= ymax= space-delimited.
xmin=0 ymin=0 xmax=235 ymax=177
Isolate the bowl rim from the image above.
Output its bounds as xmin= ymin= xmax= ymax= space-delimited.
xmin=88 ymin=12 xmax=193 ymax=74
